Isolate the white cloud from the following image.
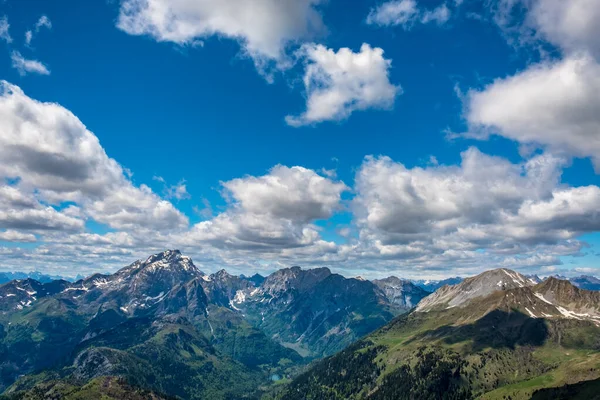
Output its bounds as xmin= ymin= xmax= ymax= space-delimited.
xmin=489 ymin=0 xmax=600 ymax=58
xmin=116 ymin=0 xmax=326 ymax=73
xmin=350 ymin=148 xmax=600 ymax=275
xmin=464 ymin=53 xmax=600 ymax=168
xmin=530 ymin=0 xmax=600 ymax=57
xmin=421 ymin=4 xmax=451 ymax=25
xmin=154 ymin=176 xmax=191 ymax=200
xmin=11 ymin=51 xmax=51 ymax=76
xmin=184 ymin=165 xmax=347 ymax=251
xmin=0 ymin=81 xmax=188 ymax=232
xmin=0 ymin=205 xmax=83 ymax=232
xmin=0 ymin=230 xmax=37 ymax=243
xmin=223 ymin=165 xmax=347 ymax=222
xmin=35 ymin=15 xmax=52 ymax=31
xmin=286 ymin=43 xmax=401 ymax=126
xmin=366 ymin=0 xmax=451 ymax=28
xmin=167 ymin=182 xmax=190 ymax=200
xmin=0 ymin=184 xmax=84 ymax=232
xmin=0 ymin=16 xmax=12 ymax=43
xmin=367 ymin=0 xmax=419 ymax=27
xmin=25 ymin=15 xmax=52 ymax=46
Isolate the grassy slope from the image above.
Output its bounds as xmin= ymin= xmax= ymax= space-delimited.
xmin=276 ymin=298 xmax=600 ymax=400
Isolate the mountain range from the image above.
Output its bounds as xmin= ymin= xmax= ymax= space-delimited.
xmin=1 ymin=252 xmax=600 ymax=399
xmin=0 ymin=272 xmax=79 ymax=285
xmin=0 ymin=250 xmax=428 ymax=399
xmin=276 ymin=268 xmax=600 ymax=399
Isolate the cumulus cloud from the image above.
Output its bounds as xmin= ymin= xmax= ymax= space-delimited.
xmin=117 ymin=0 xmax=326 ymax=73
xmin=0 ymin=16 xmax=12 ymax=43
xmin=0 ymin=230 xmax=37 ymax=243
xmin=184 ymin=165 xmax=348 ymax=251
xmin=351 ymin=148 xmax=599 ymax=274
xmin=529 ymin=0 xmax=600 ymax=57
xmin=464 ymin=53 xmax=600 ymax=167
xmin=491 ymin=0 xmax=600 ymax=58
xmin=11 ymin=52 xmax=51 ymax=76
xmin=0 ymin=184 xmax=84 ymax=232
xmin=462 ymin=0 xmax=600 ymax=168
xmin=0 ymin=81 xmax=188 ymax=232
xmin=286 ymin=43 xmax=401 ymax=126
xmin=367 ymin=0 xmax=451 ymax=28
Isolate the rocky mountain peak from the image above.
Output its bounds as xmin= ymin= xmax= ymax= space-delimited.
xmin=114 ymin=250 xmax=201 ymax=280
xmin=0 ymin=278 xmax=70 ymax=312
xmin=373 ymin=277 xmax=429 ymax=308
xmin=210 ymin=269 xmax=233 ymax=281
xmin=141 ymin=250 xmax=198 ymax=273
xmin=416 ymin=268 xmax=535 ymax=312
xmin=64 ymin=250 xmax=206 ymax=314
xmin=537 ymin=276 xmax=573 ymax=290
xmin=534 ymin=277 xmax=600 ymax=307
xmin=262 ymin=266 xmax=332 ymax=295
xmin=375 ymin=276 xmax=411 ymax=286
xmin=240 ymin=273 xmax=265 ymax=286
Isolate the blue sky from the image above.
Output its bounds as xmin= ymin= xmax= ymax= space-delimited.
xmin=0 ymin=0 xmax=599 ymax=279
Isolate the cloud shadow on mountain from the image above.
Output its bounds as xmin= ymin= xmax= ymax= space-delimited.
xmin=407 ymin=309 xmax=549 ymax=352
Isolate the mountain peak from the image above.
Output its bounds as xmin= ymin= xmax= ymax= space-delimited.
xmin=535 ymin=276 xmax=580 ymax=299
xmin=375 ymin=276 xmax=410 ymax=285
xmin=416 ymin=268 xmax=534 ymax=312
xmin=144 ymin=249 xmax=180 ymax=263
xmin=210 ymin=269 xmax=233 ymax=280
xmin=262 ymin=266 xmax=332 ymax=295
xmin=135 ymin=250 xmax=198 ymax=274
xmin=373 ymin=277 xmax=429 ymax=308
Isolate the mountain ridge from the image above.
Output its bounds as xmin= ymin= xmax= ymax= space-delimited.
xmin=0 ymin=250 xmax=423 ymax=398
xmin=276 ymin=268 xmax=600 ymax=400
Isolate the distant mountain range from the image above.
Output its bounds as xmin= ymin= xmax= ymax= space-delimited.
xmin=0 ymin=271 xmax=80 ymax=284
xmin=1 ymin=252 xmax=599 ymax=399
xmin=411 ymin=274 xmax=600 ymax=293
xmin=411 ymin=277 xmax=464 ymax=292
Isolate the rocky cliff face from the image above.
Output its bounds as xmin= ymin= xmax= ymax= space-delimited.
xmin=373 ymin=276 xmax=430 ymax=308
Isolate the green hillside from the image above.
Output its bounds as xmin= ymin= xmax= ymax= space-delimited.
xmin=275 ymin=279 xmax=600 ymax=400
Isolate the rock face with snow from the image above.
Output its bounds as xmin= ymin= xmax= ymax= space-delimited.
xmin=529 ymin=277 xmax=600 ymax=324
xmin=415 ymin=269 xmax=600 ymax=327
xmin=230 ymin=267 xmax=412 ymax=357
xmin=201 ymin=269 xmax=253 ymax=308
xmin=0 ymin=278 xmax=70 ymax=313
xmin=372 ymin=277 xmax=430 ymax=308
xmin=416 ymin=268 xmax=537 ymax=312
xmin=58 ymin=250 xmax=205 ymax=317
